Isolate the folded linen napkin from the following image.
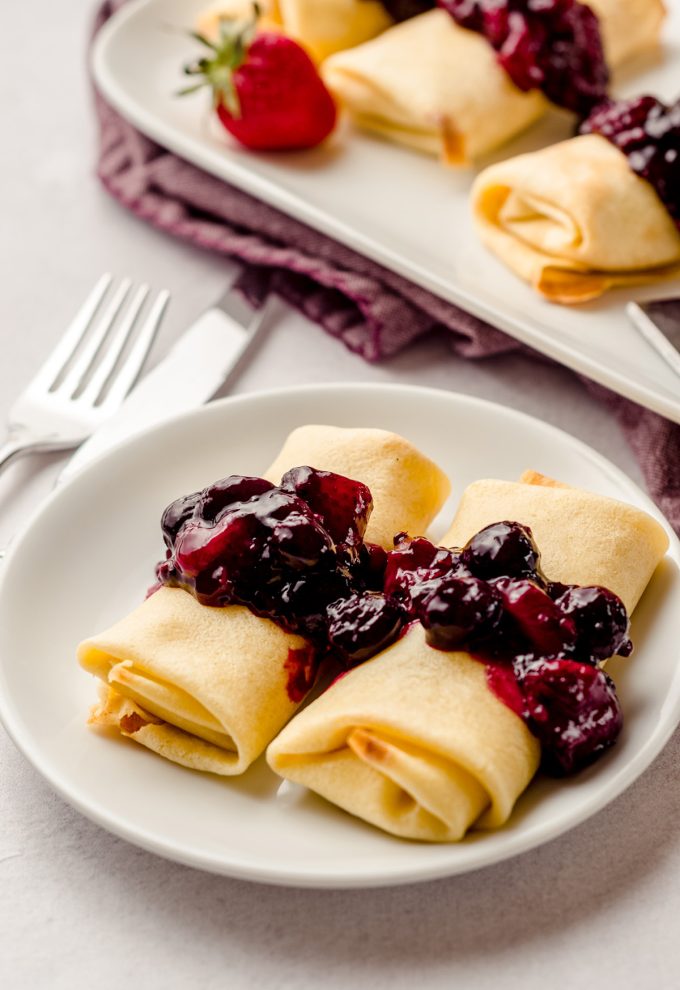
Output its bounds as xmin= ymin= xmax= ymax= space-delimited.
xmin=93 ymin=1 xmax=680 ymax=535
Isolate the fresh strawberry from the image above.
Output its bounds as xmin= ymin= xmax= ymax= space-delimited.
xmin=180 ymin=10 xmax=337 ymax=151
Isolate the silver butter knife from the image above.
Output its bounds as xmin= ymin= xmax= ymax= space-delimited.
xmin=59 ymin=283 xmax=273 ymax=484
xmin=627 ymin=298 xmax=680 ymax=380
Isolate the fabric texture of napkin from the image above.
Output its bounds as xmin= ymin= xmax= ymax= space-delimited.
xmin=93 ymin=1 xmax=680 ymax=535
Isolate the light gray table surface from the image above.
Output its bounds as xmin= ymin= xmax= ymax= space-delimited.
xmin=1 ymin=2 xmax=679 ymax=987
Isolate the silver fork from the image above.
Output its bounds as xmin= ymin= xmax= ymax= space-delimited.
xmin=0 ymin=274 xmax=169 ymax=475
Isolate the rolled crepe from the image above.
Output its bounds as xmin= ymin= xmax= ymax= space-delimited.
xmin=264 ymin=425 xmax=451 ymax=548
xmin=442 ymin=476 xmax=669 ymax=613
xmin=197 ymin=0 xmax=392 ymax=61
xmin=268 ymin=623 xmax=540 ymax=841
xmin=267 ymin=472 xmax=668 ymax=840
xmin=79 ymin=588 xmax=312 ymax=774
xmin=322 ymin=0 xmax=665 ymax=163
xmin=471 ymin=133 xmax=680 ymax=303
xmin=79 ymin=426 xmax=450 ymax=774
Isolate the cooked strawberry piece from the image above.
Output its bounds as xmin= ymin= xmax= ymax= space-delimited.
xmin=522 ymin=658 xmax=623 ymax=775
xmin=492 ymin=577 xmax=577 ymax=656
xmin=279 ymin=465 xmax=372 ymax=550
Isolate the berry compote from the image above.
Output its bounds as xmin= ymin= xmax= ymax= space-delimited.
xmin=156 ymin=467 xmax=404 ymax=698
xmin=157 ymin=468 xmax=372 ymax=643
xmin=380 ymin=0 xmax=435 ymax=20
xmin=439 ymin=0 xmax=609 ymax=117
xmin=580 ymin=95 xmax=680 ymax=230
xmin=156 ymin=469 xmax=632 ymax=774
xmin=384 ymin=523 xmax=630 ymax=774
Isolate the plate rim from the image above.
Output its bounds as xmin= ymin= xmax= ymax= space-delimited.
xmin=1 ymin=381 xmax=679 ymax=888
xmin=90 ymin=0 xmax=680 ymax=427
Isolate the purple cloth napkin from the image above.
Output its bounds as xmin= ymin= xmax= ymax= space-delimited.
xmin=93 ymin=1 xmax=680 ymax=533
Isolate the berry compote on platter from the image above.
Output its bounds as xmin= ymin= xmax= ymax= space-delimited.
xmin=439 ymin=0 xmax=609 ymax=117
xmin=580 ymin=95 xmax=680 ymax=230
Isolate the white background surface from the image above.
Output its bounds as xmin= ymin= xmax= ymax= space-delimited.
xmin=1 ymin=1 xmax=679 ymax=987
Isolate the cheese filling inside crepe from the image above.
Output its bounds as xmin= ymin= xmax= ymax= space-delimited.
xmin=267 ymin=473 xmax=668 ymax=840
xmin=79 ymin=589 xmax=309 ymax=774
xmin=471 ymin=133 xmax=680 ymax=303
xmin=79 ymin=426 xmax=451 ymax=774
xmin=321 ymin=0 xmax=665 ymax=162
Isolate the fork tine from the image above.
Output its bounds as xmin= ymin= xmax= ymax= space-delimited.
xmin=57 ymin=278 xmax=133 ymax=399
xmin=100 ymin=289 xmax=170 ymax=410
xmin=78 ymin=284 xmax=150 ymax=406
xmin=30 ymin=274 xmax=113 ymax=391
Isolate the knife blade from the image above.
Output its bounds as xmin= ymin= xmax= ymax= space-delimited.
xmin=58 ymin=288 xmax=273 ymax=484
xmin=627 ymin=299 xmax=680 ymax=380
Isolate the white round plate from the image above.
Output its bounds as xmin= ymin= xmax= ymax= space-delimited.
xmin=1 ymin=383 xmax=679 ymax=888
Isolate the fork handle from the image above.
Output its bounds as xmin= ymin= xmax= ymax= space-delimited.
xmin=0 ymin=437 xmax=34 ymax=474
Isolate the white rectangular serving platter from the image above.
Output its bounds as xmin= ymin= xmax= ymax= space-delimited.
xmin=93 ymin=0 xmax=680 ymax=422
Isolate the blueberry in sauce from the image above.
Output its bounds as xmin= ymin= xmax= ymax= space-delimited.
xmin=161 ymin=491 xmax=201 ymax=546
xmin=552 ymin=585 xmax=632 ymax=662
xmin=415 ymin=575 xmax=503 ymax=651
xmin=580 ymin=95 xmax=680 ymax=230
xmin=354 ymin=541 xmax=389 ymax=592
xmin=522 ymin=658 xmax=623 ymax=775
xmin=384 ymin=534 xmax=469 ymax=615
xmin=439 ymin=0 xmax=609 ymax=117
xmin=461 ymin=521 xmax=542 ymax=582
xmin=327 ymin=592 xmax=404 ymax=666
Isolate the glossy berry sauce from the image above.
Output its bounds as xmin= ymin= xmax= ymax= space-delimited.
xmin=438 ymin=0 xmax=608 ymax=117
xmin=384 ymin=522 xmax=630 ymax=775
xmin=157 ymin=471 xmax=631 ymax=773
xmin=157 ymin=468 xmax=374 ymax=633
xmin=380 ymin=0 xmax=436 ymax=19
xmin=580 ymin=96 xmax=680 ymax=230
xmin=156 ymin=467 xmax=398 ymax=699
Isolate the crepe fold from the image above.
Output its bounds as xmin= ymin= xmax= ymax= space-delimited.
xmin=267 ymin=623 xmax=541 ymax=841
xmin=78 ymin=587 xmax=312 ymax=774
xmin=79 ymin=426 xmax=451 ymax=774
xmin=442 ymin=476 xmax=669 ymax=613
xmin=196 ymin=0 xmax=392 ymax=62
xmin=267 ymin=473 xmax=668 ymax=841
xmin=471 ymin=134 xmax=680 ymax=303
xmin=264 ymin=424 xmax=451 ymax=549
xmin=321 ymin=0 xmax=665 ymax=163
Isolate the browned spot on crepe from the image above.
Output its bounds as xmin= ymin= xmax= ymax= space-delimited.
xmin=120 ymin=711 xmax=164 ymax=735
xmin=440 ymin=116 xmax=466 ymax=165
xmin=519 ymin=470 xmax=570 ymax=489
